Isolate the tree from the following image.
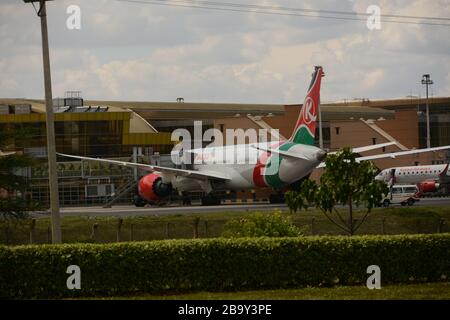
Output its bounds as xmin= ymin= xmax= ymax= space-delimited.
xmin=285 ymin=179 xmax=317 ymax=214
xmin=222 ymin=210 xmax=305 ymax=238
xmin=0 ymin=128 xmax=40 ymax=219
xmin=286 ymin=148 xmax=388 ymax=235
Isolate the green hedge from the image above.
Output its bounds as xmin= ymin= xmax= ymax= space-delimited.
xmin=1 ymin=234 xmax=449 ymax=299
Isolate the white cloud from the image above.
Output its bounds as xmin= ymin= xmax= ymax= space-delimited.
xmin=360 ymin=69 xmax=385 ymax=90
xmin=0 ymin=0 xmax=449 ymax=102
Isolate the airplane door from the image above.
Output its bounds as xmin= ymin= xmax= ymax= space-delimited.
xmin=389 ymin=168 xmax=396 ymax=200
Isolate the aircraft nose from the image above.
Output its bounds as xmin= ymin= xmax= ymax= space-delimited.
xmin=316 ymin=149 xmax=327 ymax=162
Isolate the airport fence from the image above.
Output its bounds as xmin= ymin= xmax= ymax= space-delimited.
xmin=0 ymin=214 xmax=448 ymax=246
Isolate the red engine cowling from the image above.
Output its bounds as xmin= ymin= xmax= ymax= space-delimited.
xmin=138 ymin=173 xmax=172 ymax=202
xmin=417 ymin=180 xmax=439 ymax=194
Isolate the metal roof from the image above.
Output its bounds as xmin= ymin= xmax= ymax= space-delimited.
xmin=85 ymin=100 xmax=285 ymax=119
xmin=285 ymin=104 xmax=395 ymax=121
xmin=2 ymin=97 xmax=436 ymax=122
xmin=320 ymin=105 xmax=395 ymax=121
xmin=323 ymin=97 xmax=450 ymax=111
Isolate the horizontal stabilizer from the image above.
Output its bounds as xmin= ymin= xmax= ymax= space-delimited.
xmin=250 ymin=145 xmax=310 ymax=161
xmin=316 ymin=145 xmax=450 ymax=168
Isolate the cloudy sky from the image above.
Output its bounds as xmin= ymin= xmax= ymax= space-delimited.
xmin=1 ymin=0 xmax=449 ymax=104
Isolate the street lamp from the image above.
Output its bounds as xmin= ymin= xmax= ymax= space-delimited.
xmin=23 ymin=0 xmax=61 ymax=243
xmin=422 ymin=74 xmax=434 ymax=149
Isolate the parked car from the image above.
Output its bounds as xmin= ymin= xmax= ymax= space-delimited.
xmin=381 ymin=185 xmax=420 ymax=207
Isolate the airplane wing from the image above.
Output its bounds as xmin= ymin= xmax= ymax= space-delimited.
xmin=345 ymin=142 xmax=397 ymax=154
xmin=57 ymin=153 xmax=231 ymax=181
xmin=325 ymin=142 xmax=397 ymax=156
xmin=316 ymin=145 xmax=450 ymax=168
xmin=356 ymin=145 xmax=450 ymax=161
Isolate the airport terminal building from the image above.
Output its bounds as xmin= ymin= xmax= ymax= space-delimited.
xmin=1 ymin=94 xmax=449 ymax=206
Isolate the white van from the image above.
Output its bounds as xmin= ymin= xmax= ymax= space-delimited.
xmin=381 ymin=185 xmax=420 ymax=207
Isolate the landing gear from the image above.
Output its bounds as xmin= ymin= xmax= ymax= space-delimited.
xmin=269 ymin=193 xmax=285 ymax=204
xmin=133 ymin=195 xmax=147 ymax=207
xmin=201 ymin=195 xmax=221 ymax=206
xmin=182 ymin=193 xmax=192 ymax=206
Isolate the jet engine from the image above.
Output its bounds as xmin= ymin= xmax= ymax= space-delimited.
xmin=417 ymin=180 xmax=439 ymax=194
xmin=138 ymin=173 xmax=173 ymax=202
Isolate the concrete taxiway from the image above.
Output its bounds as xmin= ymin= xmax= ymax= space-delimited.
xmin=30 ymin=197 xmax=450 ymax=218
xmin=33 ymin=203 xmax=288 ymax=218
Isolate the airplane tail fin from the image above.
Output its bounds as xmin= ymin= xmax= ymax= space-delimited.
xmin=289 ymin=66 xmax=324 ymax=145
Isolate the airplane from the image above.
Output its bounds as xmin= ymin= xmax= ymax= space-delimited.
xmin=0 ymin=150 xmax=16 ymax=157
xmin=375 ymin=163 xmax=450 ymax=195
xmin=57 ymin=66 xmax=450 ymax=206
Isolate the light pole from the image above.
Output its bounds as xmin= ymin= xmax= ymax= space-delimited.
xmin=24 ymin=0 xmax=61 ymax=243
xmin=422 ymin=74 xmax=434 ymax=149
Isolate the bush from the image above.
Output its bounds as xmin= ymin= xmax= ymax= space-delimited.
xmin=222 ymin=211 xmax=305 ymax=238
xmin=0 ymin=234 xmax=449 ymax=299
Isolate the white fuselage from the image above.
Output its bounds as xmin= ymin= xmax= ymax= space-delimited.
xmin=376 ymin=164 xmax=450 ymax=185
xmin=172 ymin=142 xmax=325 ymax=192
